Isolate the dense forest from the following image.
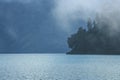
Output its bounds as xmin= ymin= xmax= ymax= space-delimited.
xmin=67 ymin=15 xmax=120 ymax=54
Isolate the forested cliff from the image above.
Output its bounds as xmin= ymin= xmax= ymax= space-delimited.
xmin=67 ymin=15 xmax=120 ymax=54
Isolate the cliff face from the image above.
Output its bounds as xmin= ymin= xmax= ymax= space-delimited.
xmin=67 ymin=17 xmax=120 ymax=54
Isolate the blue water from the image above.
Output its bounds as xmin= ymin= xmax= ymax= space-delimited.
xmin=0 ymin=54 xmax=120 ymax=80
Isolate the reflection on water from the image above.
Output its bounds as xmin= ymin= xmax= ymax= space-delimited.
xmin=0 ymin=54 xmax=120 ymax=80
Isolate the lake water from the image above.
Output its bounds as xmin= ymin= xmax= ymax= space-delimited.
xmin=0 ymin=54 xmax=120 ymax=80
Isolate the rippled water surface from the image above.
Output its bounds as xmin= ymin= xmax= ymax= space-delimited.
xmin=0 ymin=54 xmax=120 ymax=80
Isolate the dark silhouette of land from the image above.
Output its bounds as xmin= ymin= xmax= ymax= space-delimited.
xmin=67 ymin=15 xmax=120 ymax=54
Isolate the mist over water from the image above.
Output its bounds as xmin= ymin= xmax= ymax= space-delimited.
xmin=0 ymin=0 xmax=120 ymax=52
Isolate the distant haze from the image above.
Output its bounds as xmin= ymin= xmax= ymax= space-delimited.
xmin=0 ymin=0 xmax=119 ymax=53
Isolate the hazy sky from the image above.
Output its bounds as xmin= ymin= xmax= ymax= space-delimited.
xmin=0 ymin=0 xmax=119 ymax=53
xmin=53 ymin=0 xmax=120 ymax=32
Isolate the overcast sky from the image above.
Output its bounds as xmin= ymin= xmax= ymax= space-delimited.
xmin=0 ymin=0 xmax=119 ymax=53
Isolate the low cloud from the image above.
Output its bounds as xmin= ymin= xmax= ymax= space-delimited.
xmin=52 ymin=0 xmax=120 ymax=33
xmin=2 ymin=0 xmax=120 ymax=34
xmin=0 ymin=0 xmax=37 ymax=3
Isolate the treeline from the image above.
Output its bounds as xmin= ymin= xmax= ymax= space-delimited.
xmin=67 ymin=16 xmax=120 ymax=54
